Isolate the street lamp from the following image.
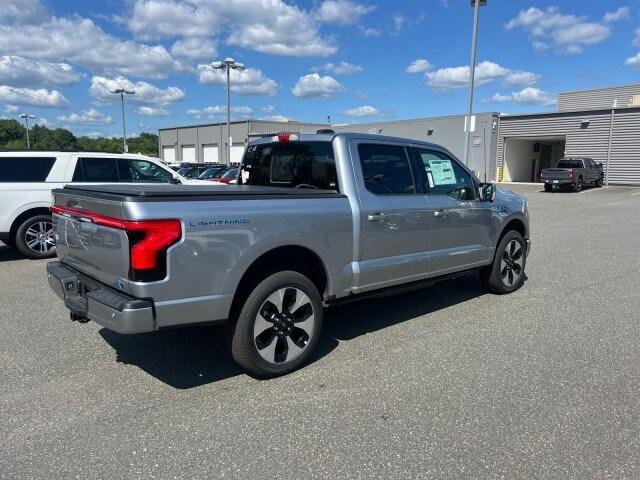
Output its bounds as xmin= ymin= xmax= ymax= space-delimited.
xmin=210 ymin=58 xmax=245 ymax=166
xmin=18 ymin=113 xmax=35 ymax=149
xmin=110 ymin=88 xmax=135 ymax=153
xmin=463 ymin=0 xmax=487 ymax=167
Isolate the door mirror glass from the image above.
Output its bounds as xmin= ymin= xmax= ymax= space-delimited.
xmin=480 ymin=182 xmax=496 ymax=202
xmin=171 ymin=173 xmax=181 ymax=184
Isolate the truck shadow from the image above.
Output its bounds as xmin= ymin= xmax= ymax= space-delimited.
xmin=99 ymin=273 xmax=486 ymax=389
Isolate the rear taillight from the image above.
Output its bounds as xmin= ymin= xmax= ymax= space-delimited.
xmin=51 ymin=206 xmax=181 ymax=282
xmin=273 ymin=132 xmax=299 ymax=142
xmin=568 ymin=169 xmax=574 ymax=178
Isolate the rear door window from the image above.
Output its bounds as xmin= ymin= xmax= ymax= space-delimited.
xmin=556 ymin=159 xmax=584 ymax=169
xmin=73 ymin=157 xmax=119 ymax=182
xmin=239 ymin=141 xmax=338 ymax=190
xmin=358 ymin=143 xmax=416 ymax=195
xmin=0 ymin=157 xmax=56 ymax=182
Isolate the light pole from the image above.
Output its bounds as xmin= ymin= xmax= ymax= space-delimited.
xmin=18 ymin=113 xmax=35 ymax=149
xmin=463 ymin=0 xmax=487 ymax=167
xmin=210 ymin=58 xmax=245 ymax=165
xmin=110 ymin=88 xmax=135 ymax=153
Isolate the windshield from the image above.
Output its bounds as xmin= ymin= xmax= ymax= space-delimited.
xmin=222 ymin=168 xmax=238 ymax=179
xmin=556 ymin=159 xmax=584 ymax=169
xmin=199 ymin=167 xmax=226 ymax=179
xmin=239 ymin=141 xmax=338 ymax=190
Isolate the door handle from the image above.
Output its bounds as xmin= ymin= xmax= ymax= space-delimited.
xmin=367 ymin=212 xmax=388 ymax=222
xmin=434 ymin=209 xmax=449 ymax=218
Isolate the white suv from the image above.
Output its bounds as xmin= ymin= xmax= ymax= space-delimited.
xmin=0 ymin=151 xmax=198 ymax=259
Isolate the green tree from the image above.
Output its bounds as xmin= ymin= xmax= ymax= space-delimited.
xmin=0 ymin=119 xmax=25 ymax=146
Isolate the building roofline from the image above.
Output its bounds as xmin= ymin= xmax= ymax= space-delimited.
xmin=499 ymin=104 xmax=640 ymax=119
xmin=558 ymin=83 xmax=640 ymax=96
xmin=158 ymin=119 xmax=329 ymax=132
xmin=333 ymin=112 xmax=499 ymax=128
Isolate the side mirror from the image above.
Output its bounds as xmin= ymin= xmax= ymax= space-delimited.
xmin=170 ymin=173 xmax=181 ymax=184
xmin=597 ymin=162 xmax=603 ymax=168
xmin=480 ymin=182 xmax=496 ymax=202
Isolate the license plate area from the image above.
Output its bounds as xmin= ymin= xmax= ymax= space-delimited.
xmin=553 ymin=180 xmax=559 ymax=184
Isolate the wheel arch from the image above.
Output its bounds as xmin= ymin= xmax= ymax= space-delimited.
xmin=9 ymin=206 xmax=52 ymax=242
xmin=229 ymin=245 xmax=329 ymax=319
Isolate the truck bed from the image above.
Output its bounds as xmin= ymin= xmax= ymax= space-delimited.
xmin=54 ymin=184 xmax=344 ymax=202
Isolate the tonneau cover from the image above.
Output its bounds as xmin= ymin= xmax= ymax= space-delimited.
xmin=54 ymin=184 xmax=344 ymax=202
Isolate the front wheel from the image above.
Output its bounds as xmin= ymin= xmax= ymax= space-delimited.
xmin=595 ymin=176 xmax=603 ymax=187
xmin=573 ymin=178 xmax=583 ymax=192
xmin=227 ymin=271 xmax=323 ymax=378
xmin=14 ymin=214 xmax=56 ymax=259
xmin=481 ymin=230 xmax=527 ymax=294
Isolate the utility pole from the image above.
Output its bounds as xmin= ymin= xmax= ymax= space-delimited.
xmin=19 ymin=113 xmax=35 ymax=149
xmin=463 ymin=0 xmax=487 ymax=167
xmin=210 ymin=58 xmax=246 ymax=165
xmin=110 ymin=88 xmax=135 ymax=153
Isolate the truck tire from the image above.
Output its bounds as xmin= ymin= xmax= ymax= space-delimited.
xmin=480 ymin=230 xmax=527 ymax=294
xmin=595 ymin=176 xmax=603 ymax=187
xmin=544 ymin=184 xmax=552 ymax=192
xmin=14 ymin=214 xmax=56 ymax=259
xmin=573 ymin=177 xmax=583 ymax=192
xmin=227 ymin=271 xmax=323 ymax=378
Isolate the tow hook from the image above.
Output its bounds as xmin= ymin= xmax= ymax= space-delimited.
xmin=70 ymin=312 xmax=90 ymax=323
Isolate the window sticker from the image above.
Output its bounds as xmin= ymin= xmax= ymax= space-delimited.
xmin=426 ymin=159 xmax=455 ymax=185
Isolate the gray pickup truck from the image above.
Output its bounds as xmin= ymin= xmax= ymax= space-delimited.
xmin=47 ymin=132 xmax=530 ymax=377
xmin=541 ymin=157 xmax=604 ymax=192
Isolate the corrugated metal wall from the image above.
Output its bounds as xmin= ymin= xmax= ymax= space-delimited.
xmin=558 ymin=84 xmax=640 ymax=111
xmin=497 ymin=107 xmax=640 ymax=185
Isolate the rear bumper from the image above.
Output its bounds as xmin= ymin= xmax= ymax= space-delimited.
xmin=47 ymin=261 xmax=155 ymax=334
xmin=544 ymin=179 xmax=573 ymax=186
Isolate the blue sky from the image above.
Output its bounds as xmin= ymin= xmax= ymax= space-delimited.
xmin=1 ymin=0 xmax=639 ymax=137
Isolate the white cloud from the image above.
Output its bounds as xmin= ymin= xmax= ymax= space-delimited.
xmin=315 ymin=0 xmax=375 ymax=25
xmin=633 ymin=28 xmax=640 ymax=47
xmin=261 ymin=105 xmax=275 ymax=113
xmin=90 ymin=76 xmax=185 ymax=107
xmin=4 ymin=104 xmax=19 ymax=113
xmin=360 ymin=26 xmax=382 ymax=37
xmin=34 ymin=117 xmax=50 ymax=128
xmin=625 ymin=52 xmax=640 ymax=68
xmin=603 ymin=7 xmax=629 ymax=23
xmin=128 ymin=0 xmax=337 ymax=58
xmin=171 ymin=38 xmax=217 ymax=62
xmin=136 ymin=106 xmax=171 ymax=116
xmin=0 ymin=0 xmax=47 ymax=25
xmin=292 ymin=73 xmax=344 ymax=98
xmin=505 ymin=7 xmax=611 ymax=54
xmin=187 ymin=105 xmax=253 ymax=118
xmin=489 ymin=87 xmax=556 ymax=106
xmin=312 ymin=61 xmax=363 ymax=75
xmin=0 ymin=56 xmax=81 ymax=88
xmin=129 ymin=0 xmax=220 ymax=41
xmin=405 ymin=59 xmax=432 ymax=74
xmin=504 ymin=71 xmax=541 ymax=87
xmin=0 ymin=86 xmax=68 ymax=107
xmin=265 ymin=115 xmax=291 ymax=122
xmin=197 ymin=65 xmax=278 ymax=96
xmin=427 ymin=61 xmax=512 ymax=90
xmin=58 ymin=108 xmax=113 ymax=125
xmin=344 ymin=105 xmax=380 ymax=117
xmin=393 ymin=14 xmax=408 ymax=33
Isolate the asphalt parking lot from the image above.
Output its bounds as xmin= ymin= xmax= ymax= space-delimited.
xmin=1 ymin=184 xmax=639 ymax=479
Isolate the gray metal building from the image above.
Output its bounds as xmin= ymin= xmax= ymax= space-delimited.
xmin=498 ymin=84 xmax=640 ymax=185
xmin=158 ymin=84 xmax=640 ymax=185
xmin=158 ymin=119 xmax=328 ymax=165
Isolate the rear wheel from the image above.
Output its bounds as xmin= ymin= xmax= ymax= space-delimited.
xmin=573 ymin=178 xmax=583 ymax=192
xmin=227 ymin=271 xmax=323 ymax=378
xmin=544 ymin=184 xmax=552 ymax=192
xmin=14 ymin=214 xmax=56 ymax=259
xmin=481 ymin=230 xmax=527 ymax=294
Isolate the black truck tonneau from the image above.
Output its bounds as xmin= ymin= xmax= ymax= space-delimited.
xmin=54 ymin=184 xmax=345 ymax=202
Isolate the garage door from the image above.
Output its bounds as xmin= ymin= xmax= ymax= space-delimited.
xmin=230 ymin=144 xmax=245 ymax=165
xmin=182 ymin=145 xmax=196 ymax=163
xmin=162 ymin=146 xmax=175 ymax=164
xmin=203 ymin=144 xmax=219 ymax=163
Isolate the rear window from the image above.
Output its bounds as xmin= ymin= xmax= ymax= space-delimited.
xmin=0 ymin=157 xmax=56 ymax=182
xmin=556 ymin=159 xmax=584 ymax=169
xmin=238 ymin=141 xmax=338 ymax=190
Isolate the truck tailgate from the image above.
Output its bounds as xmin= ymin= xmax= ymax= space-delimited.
xmin=542 ymin=169 xmax=572 ymax=180
xmin=52 ymin=191 xmax=131 ymax=291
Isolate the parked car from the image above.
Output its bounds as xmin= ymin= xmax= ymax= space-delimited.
xmin=0 ymin=151 xmax=202 ymax=259
xmin=47 ymin=132 xmax=530 ymax=377
xmin=210 ymin=168 xmax=238 ymax=184
xmin=198 ymin=166 xmax=229 ymax=181
xmin=541 ymin=157 xmax=604 ymax=192
xmin=177 ymin=164 xmax=221 ymax=179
